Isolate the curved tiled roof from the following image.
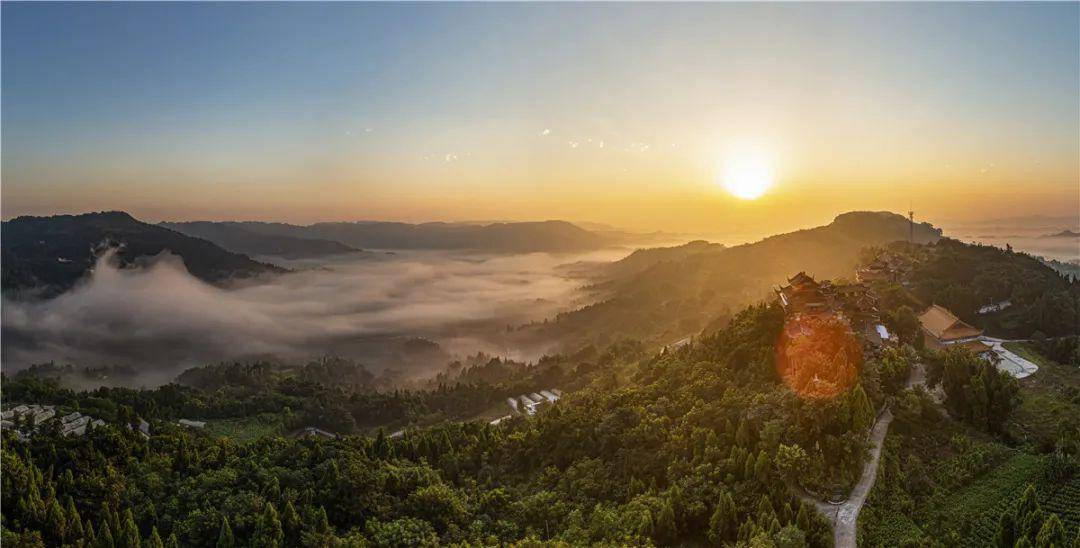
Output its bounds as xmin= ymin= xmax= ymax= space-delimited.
xmin=919 ymin=304 xmax=982 ymax=341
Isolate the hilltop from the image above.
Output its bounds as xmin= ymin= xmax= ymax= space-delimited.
xmin=523 ymin=211 xmax=942 ymax=348
xmin=1 ymin=212 xmax=283 ymax=298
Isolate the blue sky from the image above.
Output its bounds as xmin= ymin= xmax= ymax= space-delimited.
xmin=3 ymin=2 xmax=1078 ymax=231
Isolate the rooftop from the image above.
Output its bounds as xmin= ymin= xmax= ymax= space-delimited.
xmin=919 ymin=304 xmax=983 ymax=342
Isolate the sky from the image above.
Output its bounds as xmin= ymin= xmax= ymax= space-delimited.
xmin=3 ymin=2 xmax=1078 ymax=235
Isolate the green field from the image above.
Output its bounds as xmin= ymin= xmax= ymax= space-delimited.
xmin=931 ymin=452 xmax=1043 ymax=545
xmin=858 ymin=339 xmax=1080 ymax=548
xmin=202 ymin=413 xmax=285 ymax=440
xmin=1005 ymin=342 xmax=1080 ymax=451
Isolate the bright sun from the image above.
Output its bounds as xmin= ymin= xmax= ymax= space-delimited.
xmin=722 ymin=154 xmax=774 ymax=200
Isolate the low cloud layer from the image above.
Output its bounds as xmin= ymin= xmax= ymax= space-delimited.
xmin=2 ymin=248 xmax=623 ymax=385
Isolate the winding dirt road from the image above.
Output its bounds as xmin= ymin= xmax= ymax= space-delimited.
xmin=804 ymin=362 xmax=927 ymax=547
xmin=832 ymin=408 xmax=893 ymax=547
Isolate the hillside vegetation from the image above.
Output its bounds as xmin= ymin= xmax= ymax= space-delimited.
xmin=525 ymin=211 xmax=942 ymax=348
xmin=2 ymin=304 xmax=866 ymax=547
xmin=1 ymin=212 xmax=282 ymax=298
xmin=160 ymin=221 xmax=363 ymax=260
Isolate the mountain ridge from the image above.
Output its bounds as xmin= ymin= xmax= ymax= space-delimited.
xmin=165 ymin=219 xmax=609 ymax=252
xmin=2 ymin=211 xmax=284 ymax=298
xmin=520 ymin=210 xmax=943 ymax=348
xmin=159 ymin=221 xmax=364 ymax=259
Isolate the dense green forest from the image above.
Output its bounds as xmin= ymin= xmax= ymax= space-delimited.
xmin=1 ymin=212 xmax=283 ymax=298
xmin=3 ymin=235 xmax=1079 ymax=547
xmin=3 ymin=304 xmax=870 ymax=547
xmin=902 ymin=239 xmax=1080 ymax=339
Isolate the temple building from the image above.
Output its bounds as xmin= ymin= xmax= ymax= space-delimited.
xmin=776 ymin=272 xmax=831 ymax=316
xmin=918 ymin=304 xmax=991 ymax=354
xmin=856 ymin=260 xmax=893 ymax=283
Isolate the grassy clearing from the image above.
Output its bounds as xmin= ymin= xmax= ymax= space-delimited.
xmin=203 ymin=413 xmax=284 ymax=440
xmin=1004 ymin=342 xmax=1054 ymax=369
xmin=1004 ymin=342 xmax=1080 ymax=451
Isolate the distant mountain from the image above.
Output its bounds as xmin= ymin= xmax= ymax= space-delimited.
xmin=524 ymin=211 xmax=942 ymax=347
xmin=160 ymin=221 xmax=364 ymax=259
xmin=1039 ymin=229 xmax=1080 ymax=239
xmin=173 ymin=219 xmax=609 ymax=252
xmin=2 ymin=211 xmax=283 ymax=298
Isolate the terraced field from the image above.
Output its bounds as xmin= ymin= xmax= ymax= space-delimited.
xmin=930 ymin=452 xmax=1043 ymax=545
xmin=930 ymin=454 xmax=1079 ymax=545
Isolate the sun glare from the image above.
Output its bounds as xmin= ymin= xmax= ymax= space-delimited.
xmin=722 ymin=153 xmax=774 ymax=200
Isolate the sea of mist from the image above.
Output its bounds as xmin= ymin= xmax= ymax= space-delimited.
xmin=941 ymin=215 xmax=1079 ymax=263
xmin=1 ymin=247 xmax=629 ymax=387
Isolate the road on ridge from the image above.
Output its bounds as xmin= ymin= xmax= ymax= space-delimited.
xmin=808 ymin=362 xmax=927 ymax=547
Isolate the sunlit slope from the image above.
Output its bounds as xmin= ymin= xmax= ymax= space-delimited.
xmin=532 ymin=211 xmax=942 ymax=348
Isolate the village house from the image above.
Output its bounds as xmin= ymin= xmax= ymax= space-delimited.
xmin=509 ymin=388 xmax=564 ymax=415
xmin=2 ymin=405 xmax=105 ymax=438
xmin=294 ymin=426 xmax=337 ymax=439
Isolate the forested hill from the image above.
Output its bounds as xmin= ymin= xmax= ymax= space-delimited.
xmin=903 ymin=238 xmax=1080 ymax=338
xmin=0 ymin=304 xmax=844 ymax=547
xmin=527 ymin=211 xmax=942 ymax=348
xmin=602 ymin=239 xmax=726 ymax=278
xmin=1 ymin=212 xmax=283 ymax=298
xmin=160 ymin=221 xmax=364 ymax=260
xmin=174 ymin=219 xmax=609 ymax=252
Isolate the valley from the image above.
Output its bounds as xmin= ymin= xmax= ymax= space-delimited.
xmin=2 ymin=209 xmax=1077 ymax=547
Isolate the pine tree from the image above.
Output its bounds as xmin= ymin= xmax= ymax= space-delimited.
xmin=796 ymin=503 xmax=812 ymax=532
xmin=756 ymin=494 xmax=776 ymax=523
xmin=708 ymin=492 xmax=737 ymax=543
xmin=119 ymin=508 xmax=141 ymax=548
xmin=100 ymin=502 xmax=119 ymax=539
xmin=743 ymin=452 xmax=756 ymax=480
xmin=281 ymin=500 xmax=301 ymax=545
xmin=46 ymin=497 xmax=69 ymax=545
xmin=165 ymin=533 xmax=180 ymax=548
xmin=850 ymin=383 xmax=875 ymax=432
xmin=26 ymin=480 xmax=44 ymax=522
xmin=67 ymin=497 xmax=84 ymax=539
xmin=1036 ymin=514 xmax=1066 ymax=548
xmin=994 ymin=509 xmax=1017 ymax=548
xmin=735 ymin=419 xmax=751 ymax=447
xmin=754 ymin=451 xmax=771 ymax=483
xmin=97 ymin=520 xmax=116 ymax=548
xmin=311 ymin=506 xmax=331 ymax=535
xmin=216 ymin=516 xmax=235 ymax=548
xmin=146 ymin=527 xmax=165 ymax=548
xmin=85 ymin=521 xmax=97 ymax=547
xmin=253 ymin=502 xmax=284 ymax=548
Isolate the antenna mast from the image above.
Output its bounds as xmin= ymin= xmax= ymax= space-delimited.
xmin=908 ymin=210 xmax=914 ymax=244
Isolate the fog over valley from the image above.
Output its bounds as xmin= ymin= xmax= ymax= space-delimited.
xmin=1 ymin=246 xmax=628 ymax=386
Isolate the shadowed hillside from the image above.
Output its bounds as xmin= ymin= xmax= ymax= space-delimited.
xmin=160 ymin=221 xmax=364 ymax=259
xmin=183 ymin=219 xmax=609 ymax=253
xmin=2 ymin=212 xmax=283 ymax=298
